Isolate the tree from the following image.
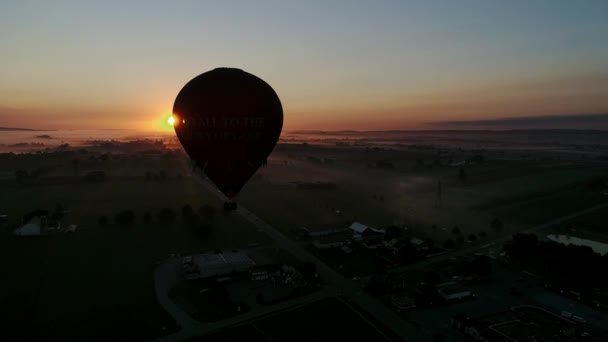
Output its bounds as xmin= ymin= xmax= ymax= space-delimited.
xmin=72 ymin=158 xmax=80 ymax=176
xmin=384 ymin=226 xmax=403 ymax=241
xmin=468 ymin=233 xmax=477 ymax=242
xmin=478 ymin=231 xmax=488 ymax=239
xmin=51 ymin=204 xmax=65 ymax=221
xmin=114 ymin=210 xmax=135 ymax=225
xmin=451 ymin=226 xmax=461 ymax=235
xmin=458 ymin=168 xmax=467 ymax=182
xmin=158 ymin=208 xmax=176 ymax=223
xmin=199 ymin=204 xmax=216 ymax=222
xmin=466 ymin=255 xmax=492 ymax=276
xmin=491 ymin=218 xmax=503 ymax=232
xmin=98 ymin=215 xmax=108 ymax=225
xmin=142 ymin=211 xmax=152 ymax=224
xmin=15 ymin=169 xmax=28 ymax=184
xmin=443 ymin=239 xmax=455 ymax=249
xmin=456 ymin=236 xmax=465 ymax=246
xmin=182 ymin=204 xmax=193 ymax=219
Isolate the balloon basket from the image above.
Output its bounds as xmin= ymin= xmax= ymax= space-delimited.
xmin=223 ymin=201 xmax=237 ymax=211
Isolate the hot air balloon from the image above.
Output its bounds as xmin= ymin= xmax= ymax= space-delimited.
xmin=173 ymin=68 xmax=283 ymax=210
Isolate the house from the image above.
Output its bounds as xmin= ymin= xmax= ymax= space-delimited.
xmin=437 ymin=282 xmax=474 ymax=301
xmin=313 ymin=231 xmax=351 ymax=250
xmin=14 ymin=217 xmax=43 ymax=236
xmin=349 ymin=222 xmax=385 ymax=241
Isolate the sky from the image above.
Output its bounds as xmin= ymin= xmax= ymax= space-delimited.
xmin=1 ymin=0 xmax=607 ymax=131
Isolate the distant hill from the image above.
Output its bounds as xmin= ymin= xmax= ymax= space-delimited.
xmin=0 ymin=127 xmax=42 ymax=131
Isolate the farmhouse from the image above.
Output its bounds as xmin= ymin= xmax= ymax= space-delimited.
xmin=437 ymin=282 xmax=474 ymax=301
xmin=14 ymin=217 xmax=43 ymax=236
xmin=313 ymin=231 xmax=351 ymax=250
xmin=349 ymin=222 xmax=385 ymax=241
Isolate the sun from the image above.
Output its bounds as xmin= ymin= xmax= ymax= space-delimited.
xmin=167 ymin=116 xmax=175 ymax=126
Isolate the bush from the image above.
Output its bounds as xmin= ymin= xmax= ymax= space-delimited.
xmin=158 ymin=208 xmax=176 ymax=223
xmin=114 ymin=210 xmax=135 ymax=225
xmin=182 ymin=204 xmax=193 ymax=219
xmin=142 ymin=211 xmax=152 ymax=224
xmin=98 ymin=216 xmax=108 ymax=225
xmin=199 ymin=204 xmax=216 ymax=222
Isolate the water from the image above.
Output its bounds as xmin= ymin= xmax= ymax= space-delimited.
xmin=547 ymin=234 xmax=608 ymax=256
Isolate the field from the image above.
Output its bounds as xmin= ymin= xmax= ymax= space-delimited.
xmin=0 ymin=153 xmax=271 ymax=340
xmin=186 ymin=297 xmax=395 ymax=341
xmin=238 ymin=142 xmax=608 ymax=246
xmin=1 ymin=130 xmax=608 ymax=340
xmin=557 ymin=206 xmax=608 ymax=243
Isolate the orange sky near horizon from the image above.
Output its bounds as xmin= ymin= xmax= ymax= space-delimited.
xmin=1 ymin=1 xmax=607 ymax=131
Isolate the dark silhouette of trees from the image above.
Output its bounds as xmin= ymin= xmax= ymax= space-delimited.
xmin=491 ymin=218 xmax=503 ymax=232
xmin=468 ymin=233 xmax=477 ymax=242
xmin=158 ymin=208 xmax=176 ymax=223
xmin=458 ymin=168 xmax=467 ymax=182
xmin=443 ymin=239 xmax=455 ymax=249
xmin=464 ymin=255 xmax=492 ymax=276
xmin=451 ymin=226 xmax=461 ymax=235
xmin=182 ymin=204 xmax=193 ymax=219
xmin=384 ymin=226 xmax=403 ymax=241
xmin=51 ymin=204 xmax=65 ymax=221
xmin=142 ymin=211 xmax=152 ymax=224
xmin=114 ymin=210 xmax=135 ymax=225
xmin=504 ymin=233 xmax=608 ymax=296
xmin=15 ymin=169 xmax=28 ymax=184
xmin=98 ymin=216 xmax=108 ymax=225
xmin=72 ymin=158 xmax=80 ymax=176
xmin=199 ymin=204 xmax=216 ymax=222
xmin=86 ymin=171 xmax=106 ymax=183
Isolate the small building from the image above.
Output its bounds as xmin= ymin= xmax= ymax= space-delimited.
xmin=410 ymin=237 xmax=425 ymax=247
xmin=391 ymin=295 xmax=416 ymax=311
xmin=438 ymin=282 xmax=473 ymax=301
xmin=189 ymin=251 xmax=256 ymax=279
xmin=14 ymin=217 xmax=43 ymax=236
xmin=313 ymin=231 xmax=351 ymax=250
xmin=349 ymin=222 xmax=385 ymax=241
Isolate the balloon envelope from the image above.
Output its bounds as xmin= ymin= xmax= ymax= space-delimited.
xmin=173 ymin=68 xmax=283 ymax=198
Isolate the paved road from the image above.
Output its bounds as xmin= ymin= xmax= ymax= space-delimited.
xmin=154 ymin=163 xmax=608 ymax=341
xmin=188 ymin=176 xmax=429 ymax=342
xmin=389 ymin=201 xmax=608 ymax=274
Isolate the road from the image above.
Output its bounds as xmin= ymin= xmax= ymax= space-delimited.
xmin=189 ymin=175 xmax=427 ymax=341
xmin=389 ymin=201 xmax=608 ymax=274
xmin=154 ymin=163 xmax=608 ymax=341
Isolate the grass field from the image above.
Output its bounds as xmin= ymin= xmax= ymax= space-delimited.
xmin=238 ymin=145 xmax=608 ymax=244
xmin=0 ymin=156 xmax=272 ymax=340
xmin=186 ymin=297 xmax=395 ymax=342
